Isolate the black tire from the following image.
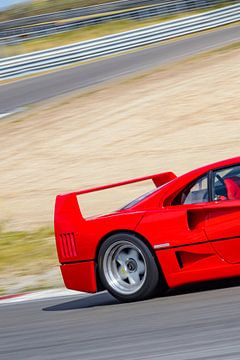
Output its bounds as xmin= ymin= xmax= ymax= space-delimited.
xmin=98 ymin=233 xmax=161 ymax=302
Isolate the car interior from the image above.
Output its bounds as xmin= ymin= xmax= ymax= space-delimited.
xmin=173 ymin=165 xmax=240 ymax=205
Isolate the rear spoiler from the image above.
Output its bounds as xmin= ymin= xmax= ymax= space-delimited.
xmin=66 ymin=171 xmax=177 ymax=197
xmin=55 ymin=172 xmax=176 ymax=233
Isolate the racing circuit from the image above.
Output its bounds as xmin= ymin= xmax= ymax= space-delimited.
xmin=0 ymin=4 xmax=240 ymax=360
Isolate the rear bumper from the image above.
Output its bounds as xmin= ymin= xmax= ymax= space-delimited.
xmin=60 ymin=260 xmax=97 ymax=293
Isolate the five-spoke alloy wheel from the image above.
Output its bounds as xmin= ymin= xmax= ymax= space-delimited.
xmin=98 ymin=233 xmax=161 ymax=302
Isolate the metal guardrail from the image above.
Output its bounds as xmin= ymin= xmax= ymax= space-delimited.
xmin=0 ymin=4 xmax=239 ymax=80
xmin=0 ymin=0 xmax=226 ymax=30
xmin=0 ymin=0 xmax=233 ymax=43
xmin=0 ymin=0 xmax=164 ymax=29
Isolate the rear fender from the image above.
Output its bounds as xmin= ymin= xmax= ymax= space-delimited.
xmin=54 ymin=193 xmax=146 ymax=263
xmin=54 ymin=194 xmax=85 ymax=263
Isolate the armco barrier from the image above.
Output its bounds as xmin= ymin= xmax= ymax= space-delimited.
xmin=0 ymin=0 xmax=167 ymax=30
xmin=0 ymin=0 xmax=228 ymax=42
xmin=0 ymin=0 xmax=229 ymax=31
xmin=0 ymin=4 xmax=239 ymax=80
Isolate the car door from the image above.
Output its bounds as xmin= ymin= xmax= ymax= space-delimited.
xmin=204 ymin=164 xmax=240 ymax=264
xmin=164 ymin=173 xmax=210 ymax=248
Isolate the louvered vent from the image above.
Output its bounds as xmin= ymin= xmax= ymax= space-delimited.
xmin=59 ymin=232 xmax=77 ymax=258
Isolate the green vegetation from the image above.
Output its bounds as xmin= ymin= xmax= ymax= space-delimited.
xmin=0 ymin=0 xmax=121 ymax=21
xmin=4 ymin=17 xmax=173 ymax=56
xmin=0 ymin=226 xmax=61 ymax=294
xmin=0 ymin=227 xmax=56 ymax=276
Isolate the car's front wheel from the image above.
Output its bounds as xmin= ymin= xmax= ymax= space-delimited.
xmin=98 ymin=233 xmax=161 ymax=302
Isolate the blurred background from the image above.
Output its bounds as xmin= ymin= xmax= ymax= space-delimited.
xmin=1 ymin=0 xmax=237 ymax=56
xmin=0 ymin=0 xmax=239 ymax=296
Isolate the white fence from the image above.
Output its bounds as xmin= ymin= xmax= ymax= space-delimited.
xmin=0 ymin=4 xmax=239 ymax=80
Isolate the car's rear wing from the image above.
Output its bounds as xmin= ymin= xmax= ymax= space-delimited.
xmin=55 ymin=171 xmax=176 ymax=232
xmin=54 ymin=172 xmax=177 ymax=260
xmin=67 ymin=171 xmax=177 ymax=197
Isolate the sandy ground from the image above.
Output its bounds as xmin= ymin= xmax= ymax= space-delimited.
xmin=0 ymin=45 xmax=239 ymax=231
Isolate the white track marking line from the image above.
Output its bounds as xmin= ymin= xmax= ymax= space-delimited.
xmin=0 ymin=107 xmax=26 ymax=119
xmin=0 ymin=288 xmax=87 ymax=304
xmin=0 ymin=112 xmax=13 ymax=119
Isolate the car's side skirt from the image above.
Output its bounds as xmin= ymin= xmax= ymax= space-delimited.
xmin=156 ymin=242 xmax=240 ymax=288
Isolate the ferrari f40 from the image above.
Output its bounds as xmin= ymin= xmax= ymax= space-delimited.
xmin=54 ymin=157 xmax=240 ymax=302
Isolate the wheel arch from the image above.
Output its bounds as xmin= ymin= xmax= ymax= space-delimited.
xmin=95 ymin=229 xmax=167 ymax=291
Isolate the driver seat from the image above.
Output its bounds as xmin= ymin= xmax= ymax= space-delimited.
xmin=224 ymin=176 xmax=240 ymax=200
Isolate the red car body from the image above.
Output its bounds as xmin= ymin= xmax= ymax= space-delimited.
xmin=54 ymin=157 xmax=240 ymax=296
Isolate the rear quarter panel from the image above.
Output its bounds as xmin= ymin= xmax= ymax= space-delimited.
xmin=54 ymin=193 xmax=146 ymax=263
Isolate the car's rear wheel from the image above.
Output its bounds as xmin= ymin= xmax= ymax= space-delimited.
xmin=98 ymin=233 xmax=161 ymax=302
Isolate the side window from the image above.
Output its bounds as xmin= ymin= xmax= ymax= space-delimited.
xmin=213 ymin=165 xmax=240 ymax=201
xmin=173 ymin=175 xmax=209 ymax=205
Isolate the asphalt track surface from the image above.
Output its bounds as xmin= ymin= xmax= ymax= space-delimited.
xmin=1 ymin=279 xmax=240 ymax=360
xmin=0 ymin=25 xmax=239 ymax=113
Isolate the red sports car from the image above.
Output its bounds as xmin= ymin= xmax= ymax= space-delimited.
xmin=54 ymin=157 xmax=240 ymax=302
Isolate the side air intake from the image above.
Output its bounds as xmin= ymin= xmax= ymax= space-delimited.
xmin=59 ymin=232 xmax=77 ymax=258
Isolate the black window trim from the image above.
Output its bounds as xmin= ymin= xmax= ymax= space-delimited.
xmin=210 ymin=162 xmax=240 ymax=202
xmin=171 ymin=162 xmax=240 ymax=206
xmin=208 ymin=170 xmax=214 ymax=202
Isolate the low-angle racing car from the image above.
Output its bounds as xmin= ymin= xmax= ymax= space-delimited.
xmin=54 ymin=157 xmax=240 ymax=302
